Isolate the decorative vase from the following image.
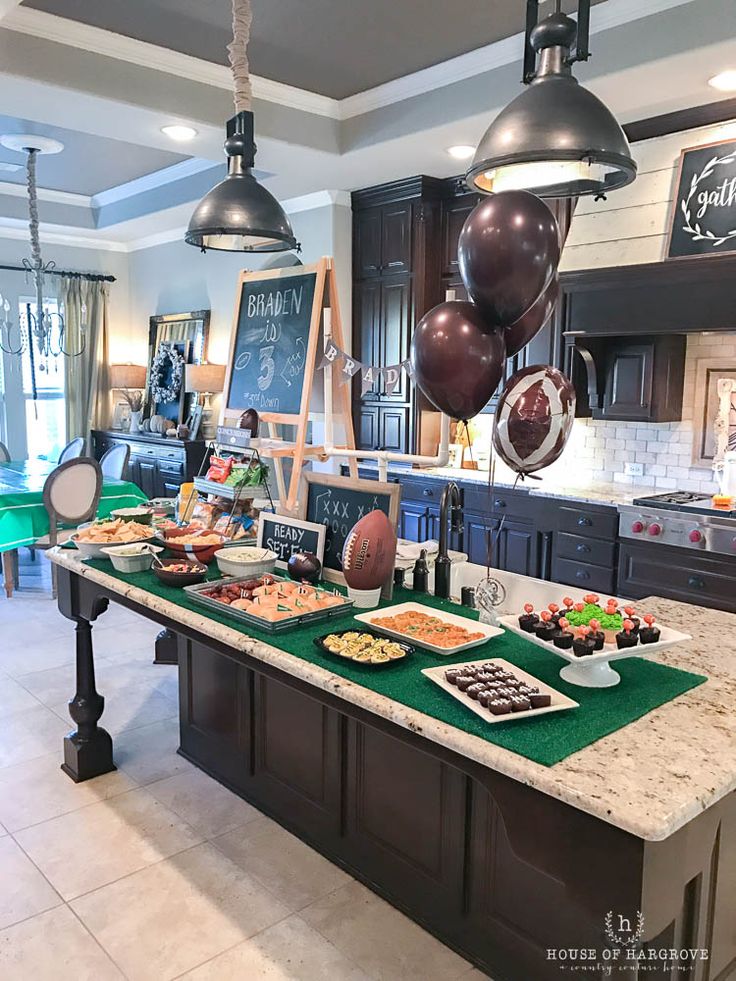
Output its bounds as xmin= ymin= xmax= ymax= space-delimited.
xmin=130 ymin=410 xmax=143 ymax=433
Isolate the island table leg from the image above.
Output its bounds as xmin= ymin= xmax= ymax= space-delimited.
xmin=61 ymin=617 xmax=115 ymax=782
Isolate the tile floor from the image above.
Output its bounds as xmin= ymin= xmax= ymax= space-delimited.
xmin=0 ymin=561 xmax=490 ymax=981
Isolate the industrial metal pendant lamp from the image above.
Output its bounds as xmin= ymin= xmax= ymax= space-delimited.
xmin=466 ymin=0 xmax=637 ymax=199
xmin=186 ymin=0 xmax=298 ymax=253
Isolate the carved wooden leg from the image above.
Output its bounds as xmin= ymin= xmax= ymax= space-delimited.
xmin=2 ymin=550 xmax=14 ymax=598
xmin=61 ymin=617 xmax=115 ymax=782
xmin=154 ymin=628 xmax=178 ymax=665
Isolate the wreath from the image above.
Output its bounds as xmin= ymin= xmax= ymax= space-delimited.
xmin=150 ymin=344 xmax=184 ymax=404
xmin=680 ymin=149 xmax=736 ymax=247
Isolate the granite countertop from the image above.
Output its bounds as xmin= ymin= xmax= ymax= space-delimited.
xmin=355 ymin=461 xmax=636 ymax=507
xmin=50 ymin=549 xmax=736 ymax=842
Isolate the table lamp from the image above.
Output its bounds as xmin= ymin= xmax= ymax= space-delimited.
xmin=110 ymin=363 xmax=147 ymax=432
xmin=185 ymin=363 xmax=226 ymax=438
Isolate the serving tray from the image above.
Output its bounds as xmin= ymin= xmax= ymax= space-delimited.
xmin=422 ymin=658 xmax=579 ymax=724
xmin=184 ymin=574 xmax=353 ymax=633
xmin=313 ymin=629 xmax=413 ymax=668
xmin=498 ymin=615 xmax=692 ymax=688
xmin=354 ymin=601 xmax=503 ymax=655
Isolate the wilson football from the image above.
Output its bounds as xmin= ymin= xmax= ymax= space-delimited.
xmin=341 ymin=509 xmax=397 ymax=590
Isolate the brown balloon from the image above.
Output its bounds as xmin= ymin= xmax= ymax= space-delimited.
xmin=458 ymin=191 xmax=560 ymax=326
xmin=410 ymin=300 xmax=506 ymax=420
xmin=492 ymin=365 xmax=575 ymax=476
xmin=504 ymin=276 xmax=559 ymax=358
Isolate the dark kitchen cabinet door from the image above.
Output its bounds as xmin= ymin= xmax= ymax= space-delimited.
xmin=601 ymin=343 xmax=654 ymax=420
xmin=399 ymin=501 xmax=430 ymax=542
xmin=378 ymin=276 xmax=412 ymax=399
xmin=441 ymin=192 xmax=478 ymax=276
xmin=497 ymin=520 xmax=539 ymax=578
xmin=353 ymin=281 xmax=381 ymax=399
xmin=354 ymin=208 xmax=382 ymax=278
xmin=134 ymin=458 xmax=157 ymax=499
xmin=379 ymin=405 xmax=409 ymax=454
xmin=356 ymin=405 xmax=379 ymax=450
xmin=464 ymin=514 xmax=499 ymax=566
xmin=381 ymin=201 xmax=413 ymax=275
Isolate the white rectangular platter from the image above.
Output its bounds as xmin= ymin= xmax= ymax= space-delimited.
xmin=422 ymin=658 xmax=579 ymax=724
xmin=497 ymin=615 xmax=691 ymax=666
xmin=354 ymin=602 xmax=503 ymax=655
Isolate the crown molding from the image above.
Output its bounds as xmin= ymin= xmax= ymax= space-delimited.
xmin=0 ymin=216 xmax=126 ymax=251
xmin=0 ymin=180 xmax=90 ymax=207
xmin=91 ymin=158 xmax=217 ymax=209
xmin=2 ymin=8 xmax=341 ymax=120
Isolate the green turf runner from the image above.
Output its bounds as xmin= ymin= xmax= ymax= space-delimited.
xmin=84 ymin=559 xmax=706 ymax=767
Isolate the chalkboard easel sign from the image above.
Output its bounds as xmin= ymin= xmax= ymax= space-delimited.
xmin=257 ymin=512 xmax=326 ymax=570
xmin=667 ymin=137 xmax=736 ymax=259
xmin=298 ymin=471 xmax=401 ymax=597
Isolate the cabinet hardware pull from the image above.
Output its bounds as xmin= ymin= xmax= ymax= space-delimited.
xmin=575 ymin=570 xmax=590 ymax=580
xmin=422 ymin=488 xmax=433 ymax=497
xmin=577 ymin=516 xmax=592 ymax=526
xmin=576 ymin=543 xmax=590 ymax=553
xmin=687 ymin=576 xmax=705 ymax=589
xmin=494 ymin=499 xmax=506 ymax=508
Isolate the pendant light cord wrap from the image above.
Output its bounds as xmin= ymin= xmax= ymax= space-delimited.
xmin=26 ymin=149 xmax=42 ymax=273
xmin=228 ymin=0 xmax=253 ymax=113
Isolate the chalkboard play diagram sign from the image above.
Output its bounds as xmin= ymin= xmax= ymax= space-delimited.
xmin=224 ymin=267 xmax=319 ymax=417
xmin=668 ymin=138 xmax=736 ymax=259
xmin=299 ymin=472 xmax=401 ymax=595
xmin=257 ymin=512 xmax=326 ymax=569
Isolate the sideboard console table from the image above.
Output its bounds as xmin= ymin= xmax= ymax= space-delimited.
xmin=90 ymin=429 xmax=209 ymax=500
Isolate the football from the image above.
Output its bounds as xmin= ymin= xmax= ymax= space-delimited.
xmin=341 ymin=509 xmax=397 ymax=591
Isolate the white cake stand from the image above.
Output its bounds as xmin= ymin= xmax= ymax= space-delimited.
xmin=497 ymin=616 xmax=691 ymax=688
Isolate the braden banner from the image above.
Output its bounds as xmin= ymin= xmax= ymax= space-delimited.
xmin=318 ymin=340 xmax=414 ymax=397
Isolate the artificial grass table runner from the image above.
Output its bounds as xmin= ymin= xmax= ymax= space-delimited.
xmin=86 ymin=559 xmax=706 ymax=767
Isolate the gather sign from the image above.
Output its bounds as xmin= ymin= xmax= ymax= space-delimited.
xmin=668 ymin=137 xmax=736 ymax=259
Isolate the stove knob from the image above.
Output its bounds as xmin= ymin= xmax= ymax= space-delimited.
xmin=688 ymin=529 xmax=703 ymax=543
xmin=648 ymin=522 xmax=662 ymax=537
xmin=631 ymin=520 xmax=645 ymax=534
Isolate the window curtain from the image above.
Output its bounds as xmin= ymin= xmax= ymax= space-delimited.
xmin=61 ymin=277 xmax=110 ymax=445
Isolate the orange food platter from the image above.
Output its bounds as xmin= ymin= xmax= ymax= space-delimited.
xmin=354 ymin=602 xmax=503 ymax=655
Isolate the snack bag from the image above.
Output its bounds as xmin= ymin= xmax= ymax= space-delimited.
xmin=206 ymin=456 xmax=234 ymax=483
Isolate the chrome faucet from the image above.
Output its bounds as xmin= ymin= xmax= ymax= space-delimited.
xmin=435 ymin=481 xmax=463 ymax=600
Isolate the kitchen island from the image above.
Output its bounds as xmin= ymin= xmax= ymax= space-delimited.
xmin=49 ymin=548 xmax=736 ymax=981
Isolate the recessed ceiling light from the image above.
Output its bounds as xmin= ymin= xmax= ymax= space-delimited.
xmin=161 ymin=124 xmax=198 ymax=142
xmin=446 ymin=145 xmax=476 ymax=161
xmin=708 ymin=70 xmax=736 ymax=92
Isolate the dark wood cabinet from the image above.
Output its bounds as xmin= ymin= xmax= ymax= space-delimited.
xmin=381 ymin=201 xmax=413 ymax=274
xmin=441 ymin=190 xmax=479 ymax=277
xmin=378 ymin=405 xmax=409 ymax=453
xmin=91 ymin=429 xmax=208 ymax=498
xmin=377 ymin=276 xmax=412 ymax=399
xmin=618 ymin=540 xmax=736 ymax=612
xmin=354 ymin=208 xmax=382 ymax=278
xmin=353 ymin=281 xmax=381 ymax=398
xmin=595 ymin=335 xmax=686 ymax=423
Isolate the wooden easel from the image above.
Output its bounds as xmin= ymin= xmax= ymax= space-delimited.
xmin=220 ymin=257 xmax=357 ymax=513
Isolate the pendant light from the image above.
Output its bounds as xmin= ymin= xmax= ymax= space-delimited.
xmin=466 ymin=0 xmax=636 ymax=199
xmin=186 ymin=0 xmax=298 ymax=252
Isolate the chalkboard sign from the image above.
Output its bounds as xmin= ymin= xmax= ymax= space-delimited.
xmin=224 ymin=267 xmax=319 ymax=417
xmin=257 ymin=512 xmax=326 ymax=569
xmin=299 ymin=472 xmax=401 ymax=594
xmin=668 ymin=138 xmax=736 ymax=259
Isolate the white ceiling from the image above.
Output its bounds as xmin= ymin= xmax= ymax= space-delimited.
xmin=0 ymin=0 xmax=733 ymax=251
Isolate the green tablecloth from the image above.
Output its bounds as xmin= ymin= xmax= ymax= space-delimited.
xmin=0 ymin=460 xmax=147 ymax=553
xmin=84 ymin=560 xmax=706 ymax=767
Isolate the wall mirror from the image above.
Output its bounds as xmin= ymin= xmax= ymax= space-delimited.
xmin=144 ymin=309 xmax=210 ymax=426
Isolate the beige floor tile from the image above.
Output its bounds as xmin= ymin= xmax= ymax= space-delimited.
xmin=213 ymin=817 xmax=350 ymax=911
xmin=15 ymin=787 xmax=204 ymax=900
xmin=72 ymin=840 xmax=291 ymax=980
xmin=0 ymin=677 xmax=42 ymax=719
xmin=0 ymin=904 xmax=123 ymax=980
xmin=115 ymin=717 xmax=193 ymax=785
xmin=0 ymin=637 xmax=76 ymax=679
xmin=0 ymin=836 xmax=61 ymax=929
xmin=146 ymin=768 xmax=260 ymax=838
xmin=0 ymin=751 xmax=136 ymax=832
xmin=181 ymin=913 xmax=371 ymax=980
xmin=0 ymin=703 xmax=69 ymax=768
xmin=50 ymin=680 xmax=178 ymax=736
xmin=301 ymin=880 xmax=471 ymax=981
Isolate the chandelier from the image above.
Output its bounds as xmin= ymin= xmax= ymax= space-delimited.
xmin=0 ymin=135 xmax=85 ymax=369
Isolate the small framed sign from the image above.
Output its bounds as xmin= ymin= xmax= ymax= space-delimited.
xmin=257 ymin=512 xmax=326 ymax=570
xmin=667 ymin=137 xmax=736 ymax=259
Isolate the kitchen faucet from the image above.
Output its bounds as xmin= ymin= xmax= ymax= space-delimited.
xmin=435 ymin=481 xmax=463 ymax=600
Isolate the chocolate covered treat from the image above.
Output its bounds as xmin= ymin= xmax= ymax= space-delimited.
xmin=547 ymin=602 xmax=562 ymax=625
xmin=510 ymin=695 xmax=532 ymax=712
xmin=623 ymin=606 xmax=640 ymax=633
xmin=639 ymin=614 xmax=661 ymax=644
xmin=616 ymin=618 xmax=639 ymax=650
xmin=587 ymin=618 xmax=605 ymax=651
xmin=529 ymin=691 xmax=551 ymax=708
xmin=466 ymin=683 xmax=487 ymax=700
xmin=445 ymin=668 xmax=463 ymax=685
xmin=552 ymin=616 xmax=574 ymax=650
xmin=572 ymin=626 xmax=595 ymax=657
xmin=456 ymin=675 xmax=476 ymax=691
xmin=535 ymin=610 xmax=557 ymax=642
xmin=488 ymin=698 xmax=513 ymax=716
xmin=518 ymin=603 xmax=539 ymax=633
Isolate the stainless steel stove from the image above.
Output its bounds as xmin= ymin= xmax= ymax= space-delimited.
xmin=618 ymin=491 xmax=736 ymax=556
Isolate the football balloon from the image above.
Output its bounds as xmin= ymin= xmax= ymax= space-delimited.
xmin=341 ymin=509 xmax=397 ymax=591
xmin=492 ymin=365 xmax=575 ymax=476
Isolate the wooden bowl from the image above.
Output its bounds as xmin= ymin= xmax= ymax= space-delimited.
xmin=152 ymin=558 xmax=208 ymax=587
xmin=161 ymin=526 xmax=228 ymax=564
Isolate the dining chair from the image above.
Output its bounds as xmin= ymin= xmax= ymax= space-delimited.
xmin=100 ymin=443 xmax=130 ymax=481
xmin=0 ymin=441 xmax=9 ymax=463
xmin=58 ymin=437 xmax=85 ymax=464
xmin=40 ymin=458 xmax=103 ymax=596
